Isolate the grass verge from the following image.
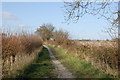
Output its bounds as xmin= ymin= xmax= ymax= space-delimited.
xmin=48 ymin=44 xmax=114 ymax=78
xmin=16 ymin=47 xmax=57 ymax=78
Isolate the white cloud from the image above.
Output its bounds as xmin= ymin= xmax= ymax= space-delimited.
xmin=0 ymin=12 xmax=18 ymax=20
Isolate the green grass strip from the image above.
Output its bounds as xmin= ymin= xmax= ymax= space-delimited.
xmin=17 ymin=47 xmax=57 ymax=78
xmin=48 ymin=44 xmax=114 ymax=79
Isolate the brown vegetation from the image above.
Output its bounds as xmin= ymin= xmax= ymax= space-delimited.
xmin=2 ymin=33 xmax=43 ymax=78
xmin=47 ymin=30 xmax=118 ymax=77
xmin=53 ymin=30 xmax=70 ymax=45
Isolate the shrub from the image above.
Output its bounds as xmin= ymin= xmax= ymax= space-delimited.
xmin=53 ymin=30 xmax=69 ymax=45
xmin=47 ymin=40 xmax=118 ymax=76
xmin=2 ymin=33 xmax=43 ymax=78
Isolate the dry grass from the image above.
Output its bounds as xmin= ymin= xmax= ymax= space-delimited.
xmin=1 ymin=33 xmax=43 ymax=78
xmin=73 ymin=40 xmax=118 ymax=76
xmin=47 ymin=40 xmax=118 ymax=77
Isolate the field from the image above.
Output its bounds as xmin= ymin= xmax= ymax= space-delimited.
xmin=47 ymin=40 xmax=118 ymax=77
xmin=1 ymin=32 xmax=118 ymax=78
xmin=74 ymin=40 xmax=118 ymax=76
xmin=49 ymin=45 xmax=113 ymax=78
xmin=1 ymin=1 xmax=119 ymax=79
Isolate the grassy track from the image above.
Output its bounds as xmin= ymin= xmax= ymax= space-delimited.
xmin=48 ymin=45 xmax=114 ymax=79
xmin=17 ymin=47 xmax=57 ymax=78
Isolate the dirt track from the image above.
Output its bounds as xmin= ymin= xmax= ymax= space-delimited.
xmin=43 ymin=45 xmax=75 ymax=78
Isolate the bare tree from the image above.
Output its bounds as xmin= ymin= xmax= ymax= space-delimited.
xmin=35 ymin=24 xmax=54 ymax=41
xmin=64 ymin=0 xmax=119 ymax=39
xmin=53 ymin=30 xmax=69 ymax=45
xmin=64 ymin=0 xmax=118 ymax=23
xmin=105 ymin=26 xmax=118 ymax=39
